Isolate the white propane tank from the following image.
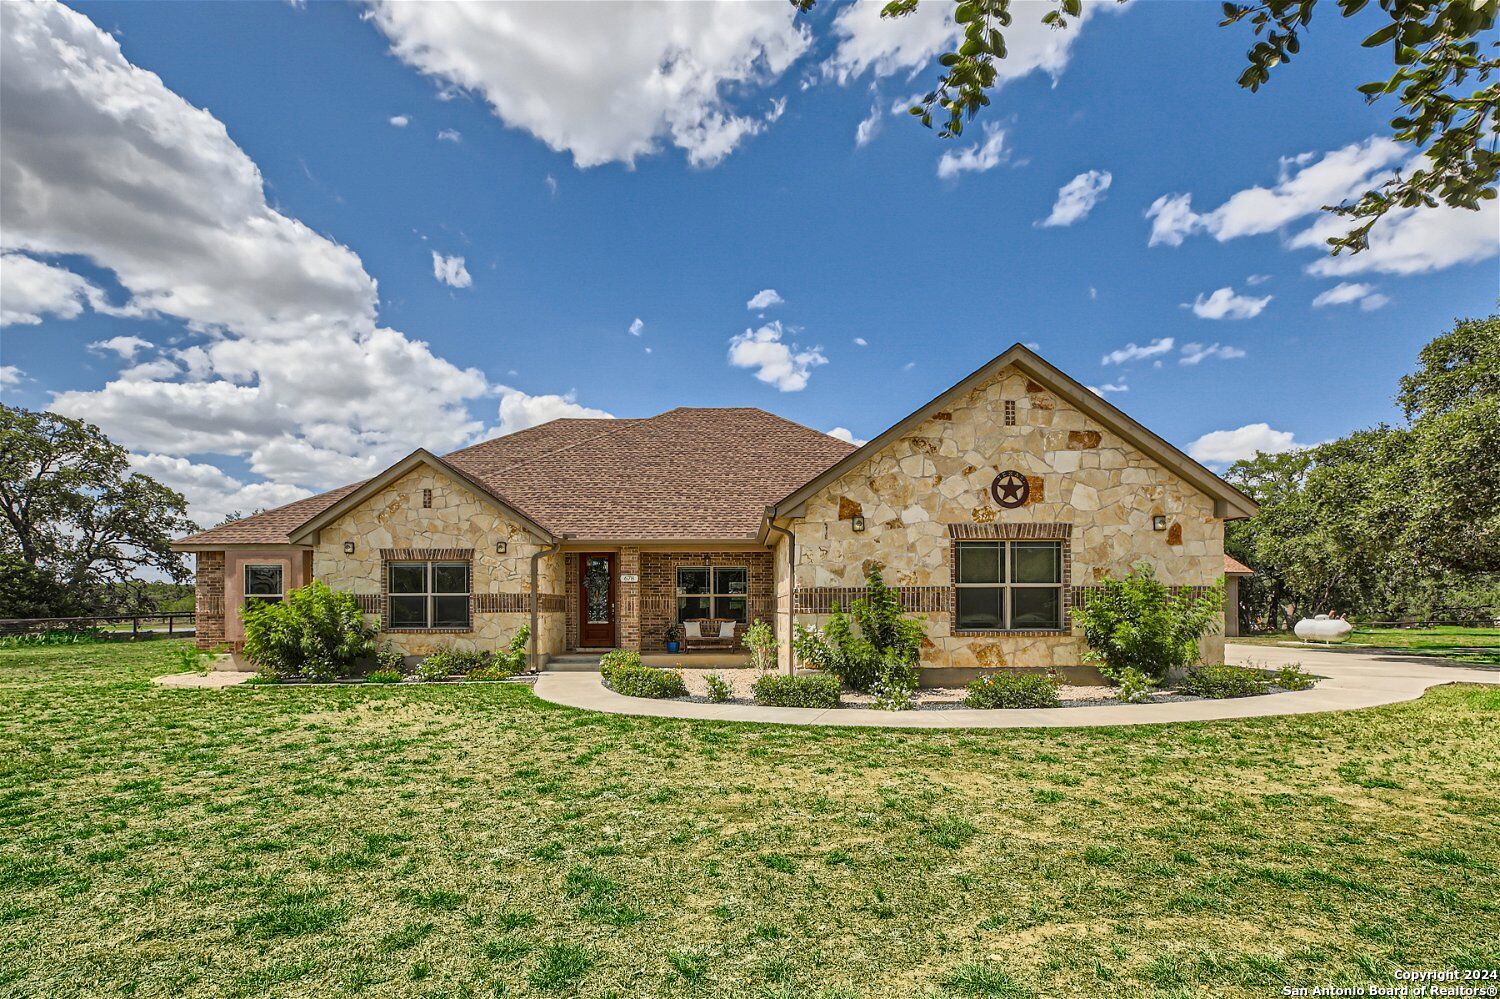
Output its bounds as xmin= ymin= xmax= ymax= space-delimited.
xmin=1293 ymin=614 xmax=1354 ymax=643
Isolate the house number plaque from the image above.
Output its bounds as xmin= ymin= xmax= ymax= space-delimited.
xmin=619 ymin=573 xmax=639 ymax=583
xmin=990 ymin=470 xmax=1029 ymax=509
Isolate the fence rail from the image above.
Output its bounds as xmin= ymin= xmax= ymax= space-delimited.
xmin=0 ymin=612 xmax=196 ymax=638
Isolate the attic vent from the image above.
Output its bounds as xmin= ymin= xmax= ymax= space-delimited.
xmin=1004 ymin=400 xmax=1017 ymax=426
xmin=422 ymin=488 xmax=433 ymax=508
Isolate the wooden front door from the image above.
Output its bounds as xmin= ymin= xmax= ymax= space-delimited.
xmin=578 ymin=553 xmax=616 ymax=648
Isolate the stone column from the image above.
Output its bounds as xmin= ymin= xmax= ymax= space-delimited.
xmin=618 ymin=546 xmax=641 ymax=651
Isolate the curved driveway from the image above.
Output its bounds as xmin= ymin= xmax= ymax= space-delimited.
xmin=530 ymin=642 xmax=1500 ymax=729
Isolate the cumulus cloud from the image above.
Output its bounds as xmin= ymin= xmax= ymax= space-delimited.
xmin=389 ymin=114 xmax=409 ymax=127
xmin=1086 ymin=381 xmax=1128 ymax=396
xmin=728 ymin=320 xmax=827 ymax=392
xmin=436 ymin=128 xmax=462 ymax=143
xmin=826 ymin=427 xmax=867 ymax=446
xmin=1188 ymin=423 xmax=1304 ymax=465
xmin=366 ymin=2 xmax=808 ymax=169
xmin=1291 ymin=199 xmax=1497 ymax=277
xmin=1187 ymin=287 xmax=1272 ymax=320
xmin=2 ymin=2 xmax=602 ymax=527
xmin=1 ymin=252 xmax=92 ymax=325
xmin=853 ymin=336 xmax=868 ymax=347
xmin=129 ymin=453 xmax=312 ymax=530
xmin=431 ymin=251 xmax=472 ymax=288
xmin=935 ymin=124 xmax=1006 ymax=180
xmin=1178 ymin=342 xmax=1247 ymax=365
xmin=746 ymin=288 xmax=783 ymax=310
xmin=628 ymin=317 xmax=645 ymax=336
xmin=1038 ymin=169 xmax=1111 ymax=227
xmin=0 ymin=365 xmax=24 ymax=389
xmin=89 ymin=335 xmax=153 ymax=360
xmin=1102 ymin=337 xmax=1174 ymax=366
xmin=1311 ymin=282 xmax=1376 ymax=308
xmin=495 ymin=386 xmax=613 ymax=437
xmin=854 ymin=100 xmax=882 ymax=147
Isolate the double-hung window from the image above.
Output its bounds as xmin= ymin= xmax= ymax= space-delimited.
xmin=955 ymin=541 xmax=1063 ymax=631
xmin=244 ymin=564 xmax=284 ymax=605
xmin=387 ymin=561 xmax=470 ymax=630
xmin=676 ymin=566 xmax=749 ymax=622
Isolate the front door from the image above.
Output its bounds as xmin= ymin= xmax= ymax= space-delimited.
xmin=579 ymin=553 xmax=616 ymax=647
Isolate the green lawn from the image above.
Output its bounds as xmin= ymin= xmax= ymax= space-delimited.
xmin=1234 ymin=626 xmax=1500 ymax=665
xmin=3 ymin=641 xmax=1498 ymax=998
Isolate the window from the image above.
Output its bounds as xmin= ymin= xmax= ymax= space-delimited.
xmin=388 ymin=561 xmax=470 ymax=630
xmin=676 ymin=566 xmax=748 ymax=622
xmin=955 ymin=541 xmax=1063 ymax=631
xmin=244 ymin=564 xmax=284 ymax=605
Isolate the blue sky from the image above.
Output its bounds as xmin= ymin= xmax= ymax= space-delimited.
xmin=1 ymin=0 xmax=1495 ymax=527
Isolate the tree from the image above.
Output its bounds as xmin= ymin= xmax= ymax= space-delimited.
xmin=0 ymin=404 xmax=196 ymax=617
xmin=794 ymin=0 xmax=1497 ymax=255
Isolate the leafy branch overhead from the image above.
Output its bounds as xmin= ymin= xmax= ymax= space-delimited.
xmin=791 ymin=0 xmax=1498 ymax=255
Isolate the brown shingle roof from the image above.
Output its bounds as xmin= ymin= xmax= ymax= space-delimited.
xmin=1224 ymin=555 xmax=1253 ymax=575
xmin=175 ymin=409 xmax=853 ymax=547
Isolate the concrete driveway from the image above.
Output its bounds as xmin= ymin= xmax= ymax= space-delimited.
xmin=529 ymin=642 xmax=1500 ymax=729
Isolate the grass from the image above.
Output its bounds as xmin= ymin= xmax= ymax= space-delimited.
xmin=2 ymin=640 xmax=1498 ymax=997
xmin=1234 ymin=625 xmax=1500 ymax=665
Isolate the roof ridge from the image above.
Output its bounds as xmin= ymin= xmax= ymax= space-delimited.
xmin=450 ymin=409 xmax=678 ymax=477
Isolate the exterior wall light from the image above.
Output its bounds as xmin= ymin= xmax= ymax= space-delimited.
xmin=1152 ymin=515 xmax=1168 ymax=532
xmin=495 ymin=541 xmax=508 ymax=555
xmin=343 ymin=541 xmax=356 ymax=554
xmin=852 ymin=515 xmax=866 ymax=533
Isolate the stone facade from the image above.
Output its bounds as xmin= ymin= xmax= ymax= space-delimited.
xmin=785 ymin=365 xmax=1226 ymax=669
xmin=311 ymin=466 xmax=565 ymax=658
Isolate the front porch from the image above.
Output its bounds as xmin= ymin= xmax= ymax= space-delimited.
xmin=561 ymin=545 xmax=776 ymax=656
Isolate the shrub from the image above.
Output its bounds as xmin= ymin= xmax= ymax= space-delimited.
xmin=161 ymin=642 xmax=210 ymax=673
xmin=704 ymin=671 xmax=732 ymax=702
xmin=495 ymin=625 xmax=530 ymax=675
xmin=1274 ymin=663 xmax=1316 ymax=690
xmin=241 ymin=581 xmax=375 ymax=681
xmin=366 ymin=668 xmax=403 ymax=684
xmin=373 ymin=642 xmax=405 ymax=675
xmin=420 ymin=647 xmax=490 ymax=678
xmin=752 ymin=673 xmax=841 ymax=709
xmin=407 ymin=657 xmax=453 ymax=683
xmin=870 ymin=650 xmax=920 ymax=711
xmin=742 ymin=618 xmax=776 ymax=672
xmin=964 ymin=671 xmax=1061 ymax=709
xmin=598 ymin=649 xmax=642 ymax=684
xmin=1113 ymin=666 xmax=1156 ymax=703
xmin=1073 ymin=562 xmax=1224 ymax=680
xmin=0 ymin=628 xmax=108 ymax=648
xmin=1178 ymin=663 xmax=1270 ymax=698
xmin=467 ymin=663 xmax=515 ymax=681
xmin=791 ymin=566 xmax=925 ymax=693
xmin=606 ymin=663 xmax=687 ymax=699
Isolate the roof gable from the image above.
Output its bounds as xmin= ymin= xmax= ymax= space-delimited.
xmin=769 ymin=343 xmax=1257 ymax=522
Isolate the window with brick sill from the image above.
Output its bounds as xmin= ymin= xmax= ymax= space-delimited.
xmin=388 ymin=561 xmax=470 ymax=630
xmin=954 ymin=540 xmax=1063 ymax=631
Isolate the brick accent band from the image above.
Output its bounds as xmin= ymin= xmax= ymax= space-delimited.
xmin=354 ymin=593 xmax=381 ymax=614
xmin=794 ymin=586 xmax=952 ymax=614
xmin=947 ymin=522 xmax=1074 ymax=539
xmin=379 ymin=548 xmax=474 ymax=561
xmin=473 ymin=592 xmax=566 ymax=613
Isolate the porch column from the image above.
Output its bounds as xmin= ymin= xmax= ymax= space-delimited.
xmin=618 ymin=546 xmax=641 ymax=651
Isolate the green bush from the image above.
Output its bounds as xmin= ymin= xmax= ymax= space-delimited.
xmin=1113 ymin=666 xmax=1156 ymax=703
xmin=408 ymin=657 xmax=452 ymax=683
xmin=241 ymin=581 xmax=375 ymax=681
xmin=0 ymin=628 xmax=108 ymax=648
xmin=870 ymin=650 xmax=920 ymax=711
xmin=420 ymin=647 xmax=490 ymax=677
xmin=495 ymin=625 xmax=530 ymax=674
xmin=792 ymin=566 xmax=924 ymax=692
xmin=964 ymin=671 xmax=1061 ymax=709
xmin=598 ymin=649 xmax=642 ymax=683
xmin=704 ymin=671 xmax=732 ymax=702
xmin=1274 ymin=663 xmax=1316 ymax=690
xmin=1178 ymin=663 xmax=1270 ymax=698
xmin=751 ymin=672 xmax=841 ymax=708
xmin=742 ymin=619 xmax=776 ymax=672
xmin=1073 ymin=562 xmax=1224 ymax=680
xmin=606 ymin=663 xmax=688 ymax=699
xmin=373 ymin=642 xmax=405 ymax=674
xmin=366 ymin=668 xmax=403 ymax=684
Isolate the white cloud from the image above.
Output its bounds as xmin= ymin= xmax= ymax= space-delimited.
xmin=495 ymin=386 xmax=613 ymax=437
xmin=1188 ymin=423 xmax=1304 ymax=465
xmin=1187 ymin=287 xmax=1272 ymax=320
xmin=1311 ymin=282 xmax=1374 ymax=307
xmin=89 ymin=335 xmax=153 ymax=360
xmin=1246 ymin=273 xmax=1272 ymax=285
xmin=1039 ymin=169 xmax=1112 ymax=227
xmin=0 ymin=365 xmax=24 ymax=389
xmin=431 ymin=251 xmax=472 ymax=288
xmin=1102 ymin=337 xmax=1174 ymax=366
xmin=853 ymin=336 xmax=868 ymax=347
xmin=728 ymin=320 xmax=827 ymax=392
xmin=1292 ymin=200 xmax=1498 ymax=277
xmin=544 ymin=174 xmax=558 ymax=197
xmin=1144 ymin=193 xmax=1201 ymax=248
xmin=746 ymin=288 xmax=784 ymax=310
xmin=1087 ymin=381 xmax=1128 ymax=396
xmin=2 ymin=2 xmax=599 ymax=529
xmin=389 ymin=114 xmax=409 ymax=127
xmin=436 ymin=128 xmax=462 ymax=143
xmin=0 ymin=252 xmax=93 ymax=325
xmin=826 ymin=427 xmax=867 ymax=446
xmin=129 ymin=453 xmax=312 ymax=529
xmin=936 ymin=124 xmax=1006 ymax=180
xmin=628 ymin=317 xmax=645 ymax=336
xmin=367 ymin=2 xmax=808 ymax=169
xmin=827 ymin=0 xmax=1123 ymax=91
xmin=854 ymin=100 xmax=882 ymax=147
xmin=1359 ymin=293 xmax=1391 ymax=311
xmin=1178 ymin=342 xmax=1247 ymax=365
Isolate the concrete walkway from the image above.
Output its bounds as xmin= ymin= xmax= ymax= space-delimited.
xmin=529 ymin=643 xmax=1500 ymax=729
xmin=153 ymin=670 xmax=255 ymax=689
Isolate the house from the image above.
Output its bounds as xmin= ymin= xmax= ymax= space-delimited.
xmin=173 ymin=344 xmax=1257 ymax=676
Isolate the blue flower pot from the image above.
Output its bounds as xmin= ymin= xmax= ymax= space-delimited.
xmin=666 ymin=641 xmax=680 ymax=653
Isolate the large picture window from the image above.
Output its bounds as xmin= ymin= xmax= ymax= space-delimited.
xmin=955 ymin=540 xmax=1063 ymax=631
xmin=244 ymin=564 xmax=284 ymax=605
xmin=676 ymin=566 xmax=748 ymax=622
xmin=388 ymin=561 xmax=471 ymax=630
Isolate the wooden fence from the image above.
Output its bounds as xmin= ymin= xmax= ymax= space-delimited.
xmin=0 ymin=612 xmax=196 ymax=639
